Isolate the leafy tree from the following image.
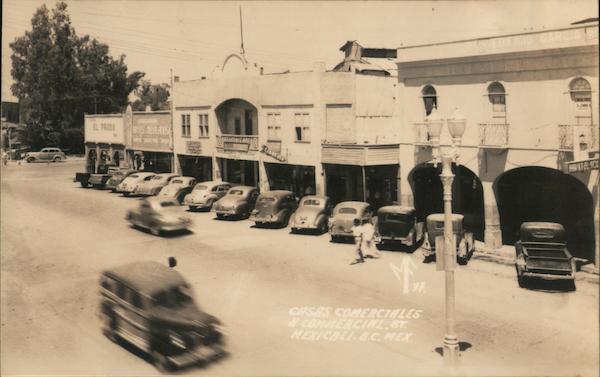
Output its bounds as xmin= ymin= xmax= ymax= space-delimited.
xmin=131 ymin=81 xmax=171 ymax=111
xmin=10 ymin=1 xmax=144 ymax=150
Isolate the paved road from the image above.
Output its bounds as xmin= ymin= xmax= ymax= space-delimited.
xmin=1 ymin=161 xmax=598 ymax=376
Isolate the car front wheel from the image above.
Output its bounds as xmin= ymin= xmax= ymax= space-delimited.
xmin=26 ymin=157 xmax=34 ymax=163
xmin=53 ymin=156 xmax=62 ymax=162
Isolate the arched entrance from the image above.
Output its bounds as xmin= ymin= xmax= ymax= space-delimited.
xmin=493 ymin=167 xmax=595 ymax=262
xmin=408 ymin=162 xmax=485 ymax=241
xmin=215 ymin=98 xmax=258 ymax=136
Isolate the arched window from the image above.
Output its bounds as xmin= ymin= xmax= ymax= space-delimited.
xmin=569 ymin=77 xmax=591 ymax=103
xmin=422 ymin=85 xmax=437 ymax=116
xmin=487 ymin=82 xmax=506 ymax=111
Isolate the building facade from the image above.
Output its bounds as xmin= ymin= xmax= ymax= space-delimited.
xmin=84 ymin=113 xmax=128 ymax=173
xmin=395 ymin=22 xmax=599 ymax=268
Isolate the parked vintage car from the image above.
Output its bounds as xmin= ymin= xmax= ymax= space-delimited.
xmin=24 ymin=147 xmax=66 ymax=163
xmin=99 ymin=260 xmax=225 ymax=371
xmin=250 ymin=190 xmax=298 ymax=227
xmin=89 ymin=165 xmax=121 ymax=189
xmin=289 ymin=195 xmax=332 ymax=234
xmin=515 ymin=222 xmax=576 ymax=289
xmin=328 ymin=201 xmax=373 ymax=242
xmin=183 ymin=181 xmax=232 ymax=211
xmin=158 ymin=176 xmax=197 ymax=203
xmin=126 ymin=197 xmax=192 ymax=236
xmin=134 ymin=173 xmax=180 ymax=196
xmin=422 ymin=213 xmax=474 ymax=265
xmin=116 ymin=172 xmax=156 ymax=196
xmin=375 ymin=206 xmax=423 ymax=248
xmin=106 ymin=169 xmax=138 ymax=192
xmin=212 ymin=186 xmax=259 ymax=219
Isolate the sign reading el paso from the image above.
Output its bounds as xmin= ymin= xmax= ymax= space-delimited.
xmin=84 ymin=114 xmax=125 ymax=144
xmin=131 ymin=112 xmax=172 ymax=152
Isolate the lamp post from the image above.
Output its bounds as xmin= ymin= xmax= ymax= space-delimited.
xmin=425 ymin=108 xmax=467 ymax=366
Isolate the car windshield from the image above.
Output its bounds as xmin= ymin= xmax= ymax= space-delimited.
xmin=338 ymin=208 xmax=357 ymax=214
xmin=303 ymin=199 xmax=321 ymax=206
xmin=258 ymin=197 xmax=275 ymax=203
xmin=229 ymin=189 xmax=244 ymax=195
xmin=171 ymin=179 xmax=183 ymax=184
xmin=153 ymin=285 xmax=192 ymax=308
xmin=194 ymin=185 xmax=208 ymax=191
xmin=160 ymin=201 xmax=178 ymax=208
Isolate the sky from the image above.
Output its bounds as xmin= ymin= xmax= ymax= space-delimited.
xmin=2 ymin=0 xmax=598 ymax=102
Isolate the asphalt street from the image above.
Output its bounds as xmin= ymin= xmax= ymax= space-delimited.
xmin=1 ymin=160 xmax=598 ymax=376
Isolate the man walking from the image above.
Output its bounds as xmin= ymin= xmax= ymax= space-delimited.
xmin=350 ymin=218 xmax=365 ymax=265
xmin=362 ymin=218 xmax=381 ymax=259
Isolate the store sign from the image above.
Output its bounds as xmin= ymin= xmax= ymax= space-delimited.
xmin=85 ymin=116 xmax=124 ymax=144
xmin=186 ymin=141 xmax=202 ymax=155
xmin=567 ymin=158 xmax=599 ymax=173
xmin=131 ymin=113 xmax=172 ymax=152
xmin=224 ymin=142 xmax=250 ymax=152
xmin=260 ymin=144 xmax=286 ymax=162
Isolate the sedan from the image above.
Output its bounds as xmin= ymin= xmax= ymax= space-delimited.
xmin=125 ymin=197 xmax=192 ymax=236
xmin=183 ymin=181 xmax=232 ymax=211
xmin=329 ymin=201 xmax=373 ymax=242
xmin=157 ymin=176 xmax=197 ymax=203
xmin=212 ymin=186 xmax=259 ymax=219
xmin=116 ymin=172 xmax=156 ymax=196
xmin=134 ymin=173 xmax=179 ymax=196
xmin=289 ymin=195 xmax=332 ymax=234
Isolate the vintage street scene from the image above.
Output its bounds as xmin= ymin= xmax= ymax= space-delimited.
xmin=1 ymin=1 xmax=599 ymax=376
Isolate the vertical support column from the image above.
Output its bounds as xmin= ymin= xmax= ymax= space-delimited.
xmin=482 ymin=180 xmax=502 ymax=251
xmin=361 ymin=166 xmax=367 ymax=202
xmin=258 ymin=158 xmax=269 ymax=191
xmin=212 ymin=154 xmax=221 ymax=180
xmin=317 ymin=164 xmax=326 ymax=197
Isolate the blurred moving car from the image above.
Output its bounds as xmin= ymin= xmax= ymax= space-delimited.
xmin=328 ymin=201 xmax=373 ymax=242
xmin=212 ymin=186 xmax=259 ymax=219
xmin=183 ymin=181 xmax=232 ymax=211
xmin=422 ymin=213 xmax=474 ymax=265
xmin=250 ymin=190 xmax=297 ymax=227
xmin=134 ymin=173 xmax=179 ymax=197
xmin=515 ymin=222 xmax=576 ymax=290
xmin=99 ymin=260 xmax=225 ymax=371
xmin=116 ymin=172 xmax=156 ymax=196
xmin=158 ymin=176 xmax=197 ymax=203
xmin=289 ymin=195 xmax=332 ymax=234
xmin=126 ymin=197 xmax=192 ymax=236
xmin=106 ymin=169 xmax=138 ymax=192
xmin=375 ymin=206 xmax=423 ymax=249
xmin=24 ymin=147 xmax=66 ymax=163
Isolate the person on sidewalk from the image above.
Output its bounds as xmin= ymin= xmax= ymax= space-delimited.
xmin=362 ymin=218 xmax=381 ymax=259
xmin=350 ymin=218 xmax=365 ymax=265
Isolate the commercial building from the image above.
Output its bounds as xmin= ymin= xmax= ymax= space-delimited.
xmin=395 ymin=21 xmax=599 ymax=268
xmin=83 ymin=113 xmax=128 ymax=173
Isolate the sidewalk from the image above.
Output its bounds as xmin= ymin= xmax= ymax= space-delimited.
xmin=473 ymin=242 xmax=599 ymax=284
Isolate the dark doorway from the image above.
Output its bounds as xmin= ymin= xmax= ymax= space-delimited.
xmin=493 ymin=167 xmax=595 ymax=262
xmin=221 ymin=159 xmax=258 ymax=187
xmin=265 ymin=163 xmax=316 ymax=197
xmin=179 ymin=156 xmax=212 ymax=181
xmin=324 ymin=164 xmax=364 ymax=205
xmin=365 ymin=165 xmax=398 ymax=210
xmin=408 ymin=163 xmax=485 ymax=241
xmin=113 ymin=151 xmax=120 ymax=167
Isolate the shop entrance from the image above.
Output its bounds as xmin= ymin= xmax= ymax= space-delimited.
xmin=324 ymin=164 xmax=363 ymax=205
xmin=264 ymin=163 xmax=315 ymax=197
xmin=364 ymin=165 xmax=398 ymax=209
xmin=220 ymin=158 xmax=259 ymax=187
xmin=408 ymin=162 xmax=485 ymax=241
xmin=493 ymin=166 xmax=595 ymax=262
xmin=133 ymin=151 xmax=172 ymax=173
xmin=179 ymin=156 xmax=212 ymax=181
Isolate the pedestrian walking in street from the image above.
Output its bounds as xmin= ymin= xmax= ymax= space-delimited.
xmin=2 ymin=151 xmax=8 ymax=166
xmin=350 ymin=218 xmax=365 ymax=265
xmin=362 ymin=218 xmax=381 ymax=259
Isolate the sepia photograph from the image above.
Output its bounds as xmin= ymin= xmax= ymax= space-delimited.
xmin=1 ymin=0 xmax=599 ymax=375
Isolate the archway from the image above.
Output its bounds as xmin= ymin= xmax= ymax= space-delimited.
xmin=408 ymin=162 xmax=485 ymax=241
xmin=493 ymin=166 xmax=595 ymax=261
xmin=215 ymin=98 xmax=258 ymax=136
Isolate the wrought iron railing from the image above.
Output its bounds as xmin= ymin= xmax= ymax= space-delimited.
xmin=413 ymin=123 xmax=431 ymax=145
xmin=558 ymin=124 xmax=574 ymax=150
xmin=216 ymin=134 xmax=259 ymax=152
xmin=479 ymin=123 xmax=509 ymax=148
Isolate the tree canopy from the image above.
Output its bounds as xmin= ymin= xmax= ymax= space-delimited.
xmin=10 ymin=1 xmax=144 ymax=151
xmin=131 ymin=81 xmax=171 ymax=112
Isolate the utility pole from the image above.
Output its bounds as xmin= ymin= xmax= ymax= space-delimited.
xmin=239 ymin=6 xmax=245 ymax=55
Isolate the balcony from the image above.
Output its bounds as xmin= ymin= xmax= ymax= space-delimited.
xmin=558 ymin=124 xmax=574 ymax=150
xmin=413 ymin=122 xmax=431 ymax=146
xmin=216 ymin=134 xmax=259 ymax=152
xmin=479 ymin=123 xmax=509 ymax=149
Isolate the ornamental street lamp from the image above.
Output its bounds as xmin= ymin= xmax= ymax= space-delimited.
xmin=425 ymin=107 xmax=467 ymax=366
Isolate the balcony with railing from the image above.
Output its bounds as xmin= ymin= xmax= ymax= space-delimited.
xmin=558 ymin=124 xmax=574 ymax=150
xmin=216 ymin=134 xmax=259 ymax=152
xmin=479 ymin=123 xmax=509 ymax=149
xmin=413 ymin=122 xmax=431 ymax=145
